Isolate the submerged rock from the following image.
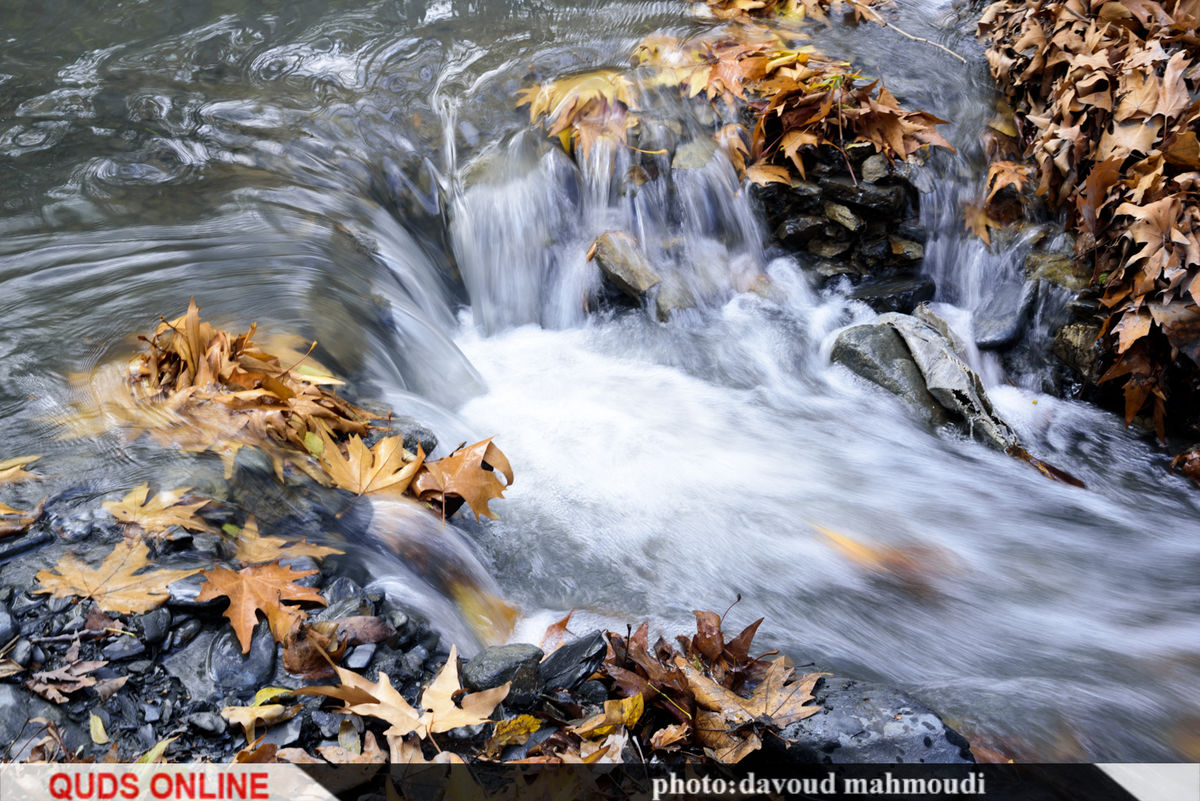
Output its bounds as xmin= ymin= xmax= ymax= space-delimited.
xmin=974 ymin=280 xmax=1039 ymax=351
xmin=764 ymin=676 xmax=974 ymax=764
xmin=832 ymin=312 xmax=1019 ymax=451
xmin=591 ymin=231 xmax=661 ymax=302
xmin=1052 ymin=322 xmax=1105 ymax=385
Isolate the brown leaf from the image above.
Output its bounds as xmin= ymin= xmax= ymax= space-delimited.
xmin=411 ymin=439 xmax=514 ymax=521
xmin=35 ymin=541 xmax=200 ymax=614
xmin=194 ymin=563 xmax=326 ymax=653
xmin=0 ymin=455 xmax=42 ymax=486
xmin=26 ymin=647 xmax=107 ymax=704
xmin=0 ymin=498 xmax=45 ymax=539
xmin=221 ymin=703 xmax=300 ymax=744
xmin=232 ymin=516 xmax=343 ymax=565
xmin=986 ymin=160 xmax=1033 ymax=202
xmin=102 ymin=484 xmax=214 ymax=538
xmin=282 ymin=621 xmax=348 ymax=678
xmin=540 ymin=610 xmax=574 ymax=653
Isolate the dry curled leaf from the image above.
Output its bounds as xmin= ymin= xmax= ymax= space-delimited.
xmin=410 ymin=439 xmax=514 ymax=521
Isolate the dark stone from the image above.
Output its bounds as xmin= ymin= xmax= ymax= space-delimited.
xmin=142 ymin=703 xmax=162 ymax=723
xmin=807 ymin=237 xmax=852 ymax=259
xmin=187 ymin=712 xmax=227 ymax=736
xmin=59 ymin=604 xmax=89 ymax=634
xmin=765 ymin=676 xmax=974 ymax=764
xmin=168 ymin=618 xmax=203 ymax=650
xmin=592 ymin=231 xmax=661 ymax=302
xmin=262 ymin=715 xmax=304 ymax=747
xmin=775 ymin=215 xmax=826 ymax=247
xmin=539 ymin=631 xmax=607 ymax=693
xmin=848 ymin=275 xmax=936 ymax=314
xmin=137 ymin=608 xmax=171 ymax=645
xmin=575 ymin=680 xmax=608 ymax=706
xmin=895 ymin=220 xmax=928 ymax=243
xmin=0 ymin=604 xmax=16 ymax=643
xmin=463 ymin=644 xmax=543 ymax=709
xmin=207 ymin=625 xmax=276 ymax=692
xmin=0 ymin=684 xmax=86 ymax=760
xmin=46 ymin=596 xmax=72 ymax=614
xmin=400 ymin=424 xmax=438 ymax=459
xmin=9 ymin=638 xmax=32 ymax=667
xmin=817 ymin=176 xmax=907 ymax=215
xmin=10 ymin=592 xmax=45 ymax=616
xmin=127 ymin=659 xmax=153 ymax=674
xmin=888 ymin=236 xmax=925 ymax=265
xmin=103 ymin=637 xmax=147 ymax=661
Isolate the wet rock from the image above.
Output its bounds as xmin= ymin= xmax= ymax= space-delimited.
xmin=0 ymin=604 xmax=16 ymax=643
xmin=765 ymin=677 xmax=973 ymax=764
xmin=344 ymin=644 xmax=376 ymax=671
xmin=262 ymin=715 xmax=304 ymax=747
xmin=861 ymin=154 xmax=890 ymax=183
xmin=575 ymin=679 xmax=609 ymax=706
xmin=1026 ymin=251 xmax=1088 ymax=292
xmin=774 ymin=215 xmax=825 ymax=247
xmin=591 ymin=231 xmax=661 ymax=302
xmin=59 ymin=604 xmax=89 ymax=634
xmin=0 ymin=685 xmax=86 ymax=760
xmin=823 ymin=201 xmax=863 ymax=233
xmin=137 ymin=608 xmax=171 ymax=645
xmin=142 ymin=703 xmax=162 ymax=723
xmin=974 ymin=280 xmax=1038 ymax=351
xmin=848 ymin=275 xmax=936 ymax=314
xmin=832 ymin=324 xmax=952 ymax=428
xmin=128 ymin=659 xmax=153 ymax=674
xmin=207 ymin=625 xmax=276 ymax=692
xmin=9 ymin=638 xmax=33 ymax=667
xmin=463 ymin=644 xmax=543 ymax=709
xmin=539 ymin=631 xmax=607 ymax=693
xmin=671 ymin=138 xmax=716 ymax=171
xmin=833 ymin=313 xmax=1019 ymax=451
xmin=1053 ymin=322 xmax=1106 ymax=385
xmin=10 ymin=592 xmax=45 ymax=616
xmin=322 ymin=576 xmax=365 ymax=606
xmin=817 ymin=175 xmax=907 ymax=215
xmin=187 ymin=712 xmax=227 ymax=736
xmin=46 ymin=596 xmax=72 ymax=614
xmin=168 ymin=618 xmax=203 ymax=650
xmin=888 ymin=236 xmax=925 ymax=265
xmin=807 ymin=238 xmax=852 ymax=259
xmin=655 ymin=275 xmax=696 ymax=322
xmin=316 ymin=596 xmax=373 ymax=622
xmin=392 ymin=417 xmax=437 ymax=457
xmin=103 ymin=636 xmax=147 ymax=661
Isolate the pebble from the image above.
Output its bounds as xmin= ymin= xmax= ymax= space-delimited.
xmin=187 ymin=712 xmax=226 ymax=736
xmin=168 ymin=618 xmax=203 ymax=650
xmin=463 ymin=644 xmax=543 ymax=709
xmin=128 ymin=659 xmax=154 ymax=674
xmin=167 ymin=574 xmax=226 ymax=612
xmin=10 ymin=593 xmax=45 ymax=616
xmin=103 ymin=637 xmax=147 ymax=661
xmin=142 ymin=704 xmax=162 ymax=724
xmin=46 ymin=596 xmax=72 ymax=614
xmin=262 ymin=716 xmax=303 ymax=747
xmin=137 ymin=608 xmax=171 ymax=644
xmin=59 ymin=604 xmax=89 ymax=634
xmin=344 ymin=644 xmax=375 ymax=671
xmin=321 ymin=577 xmax=364 ymax=605
xmin=9 ymin=640 xmax=31 ymax=666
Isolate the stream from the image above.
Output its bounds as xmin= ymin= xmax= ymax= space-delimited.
xmin=1 ymin=0 xmax=1198 ymax=761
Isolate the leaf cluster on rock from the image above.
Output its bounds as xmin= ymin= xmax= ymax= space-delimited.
xmin=978 ymin=0 xmax=1200 ymax=439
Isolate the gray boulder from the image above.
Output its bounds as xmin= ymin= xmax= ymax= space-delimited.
xmin=832 ymin=312 xmax=1019 ymax=451
xmin=766 ymin=676 xmax=974 ymax=764
xmin=462 ymin=643 xmax=543 ymax=709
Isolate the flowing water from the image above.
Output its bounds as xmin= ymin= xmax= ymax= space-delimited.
xmin=1 ymin=0 xmax=1198 ymax=761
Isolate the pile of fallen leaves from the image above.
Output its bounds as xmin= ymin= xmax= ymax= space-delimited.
xmin=227 ymin=608 xmax=825 ymax=768
xmin=60 ymin=300 xmax=513 ymax=520
xmin=517 ymin=1 xmax=951 ymax=183
xmin=977 ymin=0 xmax=1200 ymax=439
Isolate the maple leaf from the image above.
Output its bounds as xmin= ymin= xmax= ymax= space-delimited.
xmin=232 ymin=516 xmax=343 ymax=565
xmin=410 ymin=439 xmax=514 ymax=521
xmin=222 ymin=703 xmax=300 ymax=744
xmin=194 ymin=563 xmax=326 ymax=653
xmin=986 ymin=160 xmax=1032 ymax=202
xmin=0 ymin=455 xmax=42 ymax=485
xmin=298 ymin=644 xmax=510 ymax=739
xmin=0 ymin=498 xmax=45 ymax=539
xmin=963 ymin=202 xmax=1002 ymax=246
xmin=35 ymin=541 xmax=200 ymax=614
xmin=319 ymin=431 xmax=424 ymax=497
xmin=102 ymin=483 xmax=215 ymax=538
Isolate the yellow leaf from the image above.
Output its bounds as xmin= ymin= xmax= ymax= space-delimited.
xmin=571 ymin=694 xmax=644 ymax=739
xmin=222 ymin=704 xmax=300 ymax=744
xmin=0 ymin=455 xmax=41 ymax=486
xmin=319 ymin=432 xmax=424 ymax=497
xmin=89 ymin=713 xmax=109 ymax=745
xmin=232 ymin=517 xmax=343 ymax=565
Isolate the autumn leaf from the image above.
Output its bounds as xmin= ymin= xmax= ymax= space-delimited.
xmin=319 ymin=431 xmax=424 ymax=497
xmin=194 ymin=563 xmax=327 ymax=653
xmin=102 ymin=483 xmax=215 ymax=537
xmin=221 ymin=703 xmax=300 ymax=744
xmin=0 ymin=499 xmax=45 ymax=539
xmin=985 ymin=160 xmax=1032 ymax=202
xmin=420 ymin=644 xmax=512 ymax=733
xmin=318 ymin=730 xmax=387 ymax=764
xmin=571 ymin=694 xmax=644 ymax=739
xmin=0 ymin=455 xmax=42 ymax=485
xmin=410 ymin=439 xmax=514 ymax=521
xmin=35 ymin=540 xmax=201 ymax=614
xmin=232 ymin=516 xmax=343 ymax=565
xmin=25 ymin=642 xmax=107 ymax=704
